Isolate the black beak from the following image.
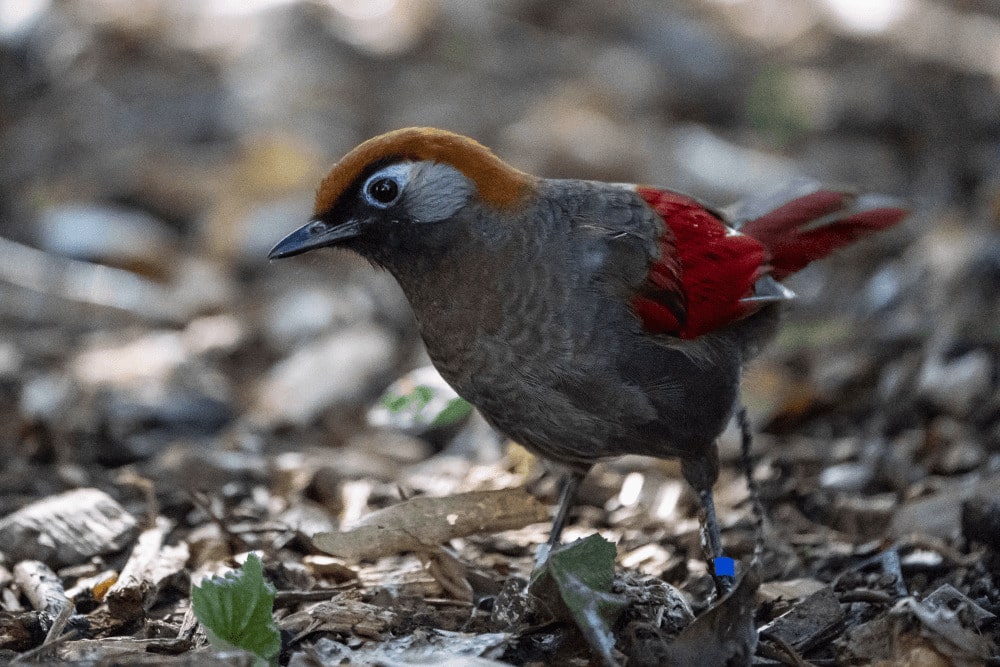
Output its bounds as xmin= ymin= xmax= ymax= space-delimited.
xmin=268 ymin=219 xmax=361 ymax=260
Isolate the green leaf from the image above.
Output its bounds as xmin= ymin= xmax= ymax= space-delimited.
xmin=374 ymin=373 xmax=472 ymax=433
xmin=429 ymin=396 xmax=473 ymax=428
xmin=412 ymin=384 xmax=434 ymax=407
xmin=381 ymin=392 xmax=412 ymax=413
xmin=530 ymin=535 xmax=625 ymax=666
xmin=191 ymin=554 xmax=281 ymax=667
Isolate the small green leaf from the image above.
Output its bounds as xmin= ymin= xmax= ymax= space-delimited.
xmin=191 ymin=554 xmax=281 ymax=667
xmin=371 ymin=370 xmax=472 ymax=434
xmin=412 ymin=384 xmax=435 ymax=407
xmin=530 ymin=535 xmax=625 ymax=666
xmin=381 ymin=392 xmax=412 ymax=413
xmin=430 ymin=396 xmax=473 ymax=428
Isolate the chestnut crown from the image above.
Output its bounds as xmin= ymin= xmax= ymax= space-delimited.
xmin=314 ymin=127 xmax=533 ymax=215
xmin=268 ymin=128 xmax=535 ymax=260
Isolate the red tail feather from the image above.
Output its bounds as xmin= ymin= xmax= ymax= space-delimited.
xmin=741 ymin=192 xmax=907 ymax=280
xmin=633 ymin=186 xmax=907 ymax=340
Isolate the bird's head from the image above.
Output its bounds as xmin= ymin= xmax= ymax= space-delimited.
xmin=268 ymin=128 xmax=535 ymax=265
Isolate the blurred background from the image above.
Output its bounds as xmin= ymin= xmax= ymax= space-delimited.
xmin=1 ymin=0 xmax=999 ymax=530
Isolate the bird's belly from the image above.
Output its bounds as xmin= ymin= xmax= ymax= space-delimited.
xmin=424 ymin=327 xmax=741 ymax=467
xmin=426 ymin=342 xmax=665 ymax=465
xmin=457 ymin=374 xmax=630 ymax=466
xmin=411 ymin=281 xmax=740 ymax=466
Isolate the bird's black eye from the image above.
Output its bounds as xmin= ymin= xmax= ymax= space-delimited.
xmin=367 ymin=177 xmax=399 ymax=205
xmin=361 ymin=164 xmax=409 ymax=208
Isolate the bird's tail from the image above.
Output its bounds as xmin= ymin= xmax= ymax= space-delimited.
xmin=735 ymin=184 xmax=908 ymax=280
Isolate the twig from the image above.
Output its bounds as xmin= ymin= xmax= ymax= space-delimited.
xmin=838 ymin=588 xmax=895 ymax=605
xmin=13 ymin=561 xmax=69 ymax=619
xmin=759 ymin=631 xmax=816 ymax=667
xmin=273 ymin=585 xmax=359 ymax=607
xmin=105 ymin=516 xmax=185 ymax=619
xmin=9 ymin=627 xmax=78 ymax=664
xmin=186 ymin=490 xmax=254 ymax=553
xmin=833 ymin=546 xmax=907 ymax=597
xmin=43 ymin=603 xmax=74 ymax=644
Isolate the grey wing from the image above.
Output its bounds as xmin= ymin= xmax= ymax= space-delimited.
xmin=568 ymin=185 xmax=745 ymax=456
xmin=568 ymin=185 xmax=663 ymax=297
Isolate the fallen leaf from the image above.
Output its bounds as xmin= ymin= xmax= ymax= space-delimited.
xmin=660 ymin=569 xmax=760 ymax=666
xmin=529 ymin=535 xmax=625 ymax=667
xmin=313 ymin=487 xmax=550 ymax=560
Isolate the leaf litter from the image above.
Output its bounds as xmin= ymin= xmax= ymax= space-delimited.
xmin=3 ymin=1 xmax=1000 ymax=664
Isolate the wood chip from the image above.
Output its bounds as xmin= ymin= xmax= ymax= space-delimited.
xmin=280 ymin=594 xmax=394 ymax=640
xmin=56 ymin=637 xmax=230 ymax=663
xmin=0 ymin=611 xmax=46 ymax=652
xmin=106 ymin=517 xmax=189 ymax=619
xmin=891 ymin=472 xmax=1000 ymax=540
xmin=423 ymin=548 xmax=474 ymax=603
xmin=312 ymin=487 xmax=550 ymax=561
xmin=0 ymin=488 xmax=138 ymax=568
xmin=923 ymin=583 xmax=996 ymax=628
xmin=759 ymin=585 xmax=844 ymax=652
xmin=302 ymin=555 xmax=359 ymax=582
xmin=757 ymin=578 xmax=828 ymax=604
xmin=891 ymin=595 xmax=996 ymax=663
xmin=12 ymin=560 xmax=70 ymax=619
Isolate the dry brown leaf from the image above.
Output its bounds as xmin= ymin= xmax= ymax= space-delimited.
xmin=313 ymin=487 xmax=550 ymax=560
xmin=658 ymin=569 xmax=760 ymax=665
xmin=423 ymin=548 xmax=474 ymax=603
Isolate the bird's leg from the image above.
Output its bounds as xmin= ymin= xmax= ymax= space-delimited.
xmin=682 ymin=451 xmax=734 ymax=596
xmin=534 ymin=469 xmax=585 ymax=569
xmin=698 ymin=486 xmax=734 ymax=595
xmin=699 ymin=487 xmax=723 ymax=559
xmin=549 ymin=470 xmax=584 ymax=547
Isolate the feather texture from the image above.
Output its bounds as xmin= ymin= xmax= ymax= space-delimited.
xmin=633 ymin=186 xmax=907 ymax=339
xmin=634 ymin=187 xmax=765 ymax=339
xmin=740 ymin=191 xmax=907 ymax=280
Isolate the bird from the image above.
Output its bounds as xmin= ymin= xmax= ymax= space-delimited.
xmin=269 ymin=127 xmax=907 ymax=591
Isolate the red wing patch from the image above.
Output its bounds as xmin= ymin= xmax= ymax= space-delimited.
xmin=634 ymin=187 xmax=767 ymax=339
xmin=631 ymin=186 xmax=907 ymax=338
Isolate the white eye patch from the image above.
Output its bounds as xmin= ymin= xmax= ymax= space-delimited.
xmin=362 ymin=164 xmax=412 ymax=208
xmin=404 ymin=161 xmax=473 ymax=223
xmin=360 ymin=161 xmax=474 ymax=222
